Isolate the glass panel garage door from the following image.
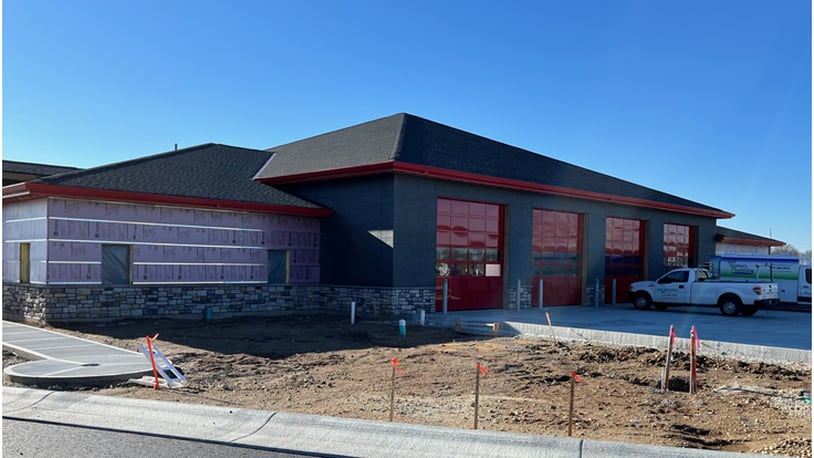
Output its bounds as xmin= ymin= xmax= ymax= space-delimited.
xmin=532 ymin=209 xmax=582 ymax=305
xmin=605 ymin=217 xmax=645 ymax=303
xmin=436 ymin=198 xmax=503 ymax=311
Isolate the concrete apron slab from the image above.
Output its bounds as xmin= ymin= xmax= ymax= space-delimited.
xmin=3 ymin=321 xmax=152 ymax=386
xmin=426 ymin=306 xmax=812 ymax=367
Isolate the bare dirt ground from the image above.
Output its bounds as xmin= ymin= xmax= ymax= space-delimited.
xmin=3 ymin=315 xmax=811 ymax=457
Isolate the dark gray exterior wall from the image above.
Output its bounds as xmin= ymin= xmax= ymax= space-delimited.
xmin=393 ymin=175 xmax=720 ymax=304
xmin=281 ymin=176 xmax=395 ymax=286
xmin=285 ymin=173 xmax=721 ymax=305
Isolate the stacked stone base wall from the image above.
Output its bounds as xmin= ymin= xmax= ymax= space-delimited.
xmin=3 ymin=283 xmax=436 ymax=324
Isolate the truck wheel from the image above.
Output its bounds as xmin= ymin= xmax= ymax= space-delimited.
xmin=633 ymin=293 xmax=652 ymax=310
xmin=741 ymin=305 xmax=758 ymax=316
xmin=719 ymin=295 xmax=742 ymax=316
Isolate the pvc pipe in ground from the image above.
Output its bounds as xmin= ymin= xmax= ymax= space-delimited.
xmin=350 ymin=301 xmax=356 ymax=325
xmin=419 ymin=310 xmax=425 ymax=326
xmin=538 ymin=278 xmax=544 ymax=310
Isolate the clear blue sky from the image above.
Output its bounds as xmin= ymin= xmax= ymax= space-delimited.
xmin=3 ymin=1 xmax=811 ymax=251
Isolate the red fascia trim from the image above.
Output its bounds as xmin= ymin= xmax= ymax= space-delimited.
xmin=256 ymin=161 xmax=735 ymax=218
xmin=392 ymin=162 xmax=735 ymax=219
xmin=5 ymin=183 xmax=334 ymax=218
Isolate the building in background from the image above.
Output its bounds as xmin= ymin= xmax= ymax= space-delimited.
xmin=5 ymin=113 xmax=779 ymax=323
xmin=715 ymin=226 xmax=785 ymax=256
xmin=3 ymin=160 xmax=80 ymax=186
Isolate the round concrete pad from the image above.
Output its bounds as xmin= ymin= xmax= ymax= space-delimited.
xmin=4 ymin=358 xmax=153 ymax=385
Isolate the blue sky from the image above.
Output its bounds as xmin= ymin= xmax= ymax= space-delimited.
xmin=3 ymin=1 xmax=811 ymax=251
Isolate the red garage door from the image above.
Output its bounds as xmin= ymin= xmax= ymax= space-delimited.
xmin=435 ymin=198 xmax=503 ymax=311
xmin=605 ymin=217 xmax=645 ymax=303
xmin=531 ymin=209 xmax=583 ymax=306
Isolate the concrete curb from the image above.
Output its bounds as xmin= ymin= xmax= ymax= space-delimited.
xmin=2 ymin=386 xmax=776 ymax=458
xmin=446 ymin=320 xmax=811 ymax=367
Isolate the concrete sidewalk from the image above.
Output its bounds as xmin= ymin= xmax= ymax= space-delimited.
xmin=2 ymin=386 xmax=775 ymax=458
xmin=2 ymin=321 xmax=152 ymax=385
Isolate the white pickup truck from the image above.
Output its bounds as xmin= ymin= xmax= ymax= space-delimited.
xmin=628 ymin=268 xmax=779 ymax=317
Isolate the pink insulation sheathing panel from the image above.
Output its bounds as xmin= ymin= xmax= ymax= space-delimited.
xmin=50 ymin=199 xmax=271 ymax=230
xmin=4 ymin=199 xmax=48 ymax=219
xmin=175 ymin=227 xmax=210 ymax=244
xmin=4 ymin=219 xmax=48 ymax=241
xmin=290 ymin=249 xmax=319 ymax=265
xmin=37 ymin=198 xmax=322 ymax=284
xmin=48 ymin=242 xmax=101 ymax=262
xmin=2 ymin=261 xmax=19 ymax=282
xmin=289 ymin=265 xmax=319 ymax=283
xmin=48 ymin=263 xmax=99 ymax=283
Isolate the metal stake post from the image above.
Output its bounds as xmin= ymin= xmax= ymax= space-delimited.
xmin=442 ymin=278 xmax=448 ymax=315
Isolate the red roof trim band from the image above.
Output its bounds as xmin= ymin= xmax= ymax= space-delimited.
xmin=257 ymin=161 xmax=735 ymax=219
xmin=3 ymin=183 xmax=334 ymax=218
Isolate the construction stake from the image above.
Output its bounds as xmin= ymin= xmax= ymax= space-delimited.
xmin=690 ymin=326 xmax=698 ymax=394
xmin=474 ymin=362 xmax=488 ymax=429
xmin=567 ymin=369 xmax=581 ymax=436
xmin=661 ymin=325 xmax=676 ymax=391
xmin=145 ymin=334 xmax=160 ymax=390
xmin=545 ymin=312 xmax=557 ymax=343
xmin=389 ymin=358 xmax=404 ymax=421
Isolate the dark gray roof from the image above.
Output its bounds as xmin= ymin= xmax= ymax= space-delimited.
xmin=32 ymin=144 xmax=322 ymax=209
xmin=716 ymin=226 xmax=784 ymax=245
xmin=3 ymin=160 xmax=81 ymax=186
xmin=260 ymin=113 xmax=727 ymax=214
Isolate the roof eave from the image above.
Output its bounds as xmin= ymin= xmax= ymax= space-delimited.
xmin=3 ymin=183 xmax=333 ymax=218
xmin=258 ymin=161 xmax=735 ymax=219
xmin=715 ymin=235 xmax=785 ymax=247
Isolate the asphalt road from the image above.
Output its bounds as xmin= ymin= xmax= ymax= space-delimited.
xmin=2 ymin=418 xmax=343 ymax=458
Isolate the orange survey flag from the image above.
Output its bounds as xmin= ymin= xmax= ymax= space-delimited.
xmin=477 ymin=362 xmax=488 ymax=375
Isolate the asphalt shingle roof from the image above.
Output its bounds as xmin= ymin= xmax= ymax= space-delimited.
xmin=32 ymin=144 xmax=322 ymax=209
xmin=260 ymin=113 xmax=727 ymax=214
xmin=716 ymin=226 xmax=784 ymax=245
xmin=3 ymin=160 xmax=81 ymax=178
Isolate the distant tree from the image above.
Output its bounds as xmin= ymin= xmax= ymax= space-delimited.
xmin=771 ymin=245 xmax=811 ymax=263
xmin=772 ymin=244 xmax=799 ymax=256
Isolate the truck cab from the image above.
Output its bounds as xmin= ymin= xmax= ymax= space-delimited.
xmin=629 ymin=267 xmax=779 ymax=316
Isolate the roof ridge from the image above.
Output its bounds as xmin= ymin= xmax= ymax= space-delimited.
xmin=265 ymin=113 xmax=406 ymax=151
xmin=390 ymin=113 xmax=409 ymax=160
xmin=34 ymin=143 xmax=221 ymax=183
